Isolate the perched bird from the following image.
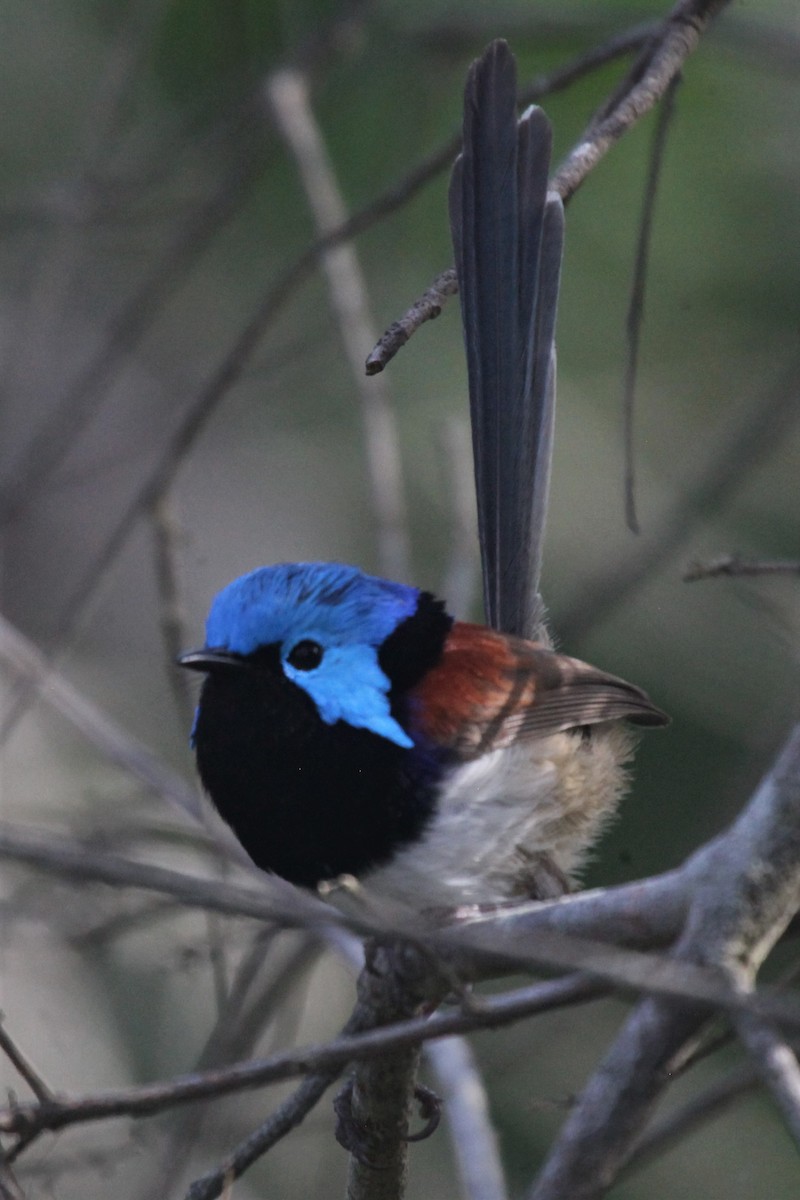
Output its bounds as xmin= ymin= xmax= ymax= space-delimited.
xmin=180 ymin=41 xmax=668 ymax=911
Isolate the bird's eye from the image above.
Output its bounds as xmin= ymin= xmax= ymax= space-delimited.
xmin=286 ymin=639 xmax=323 ymax=671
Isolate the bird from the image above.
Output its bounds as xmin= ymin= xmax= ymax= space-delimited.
xmin=179 ymin=41 xmax=668 ymax=913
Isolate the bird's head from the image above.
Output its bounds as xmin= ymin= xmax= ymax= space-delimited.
xmin=179 ymin=562 xmax=451 ymax=748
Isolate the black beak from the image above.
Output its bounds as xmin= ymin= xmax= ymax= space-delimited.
xmin=177 ymin=648 xmax=247 ymax=673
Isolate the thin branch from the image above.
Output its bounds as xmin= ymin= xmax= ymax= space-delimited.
xmin=366 ymin=22 xmax=659 ymax=374
xmin=140 ymin=934 xmax=319 ymax=1200
xmin=735 ymin=1013 xmax=800 ymax=1149
xmin=560 ymin=350 xmax=800 ymax=642
xmin=0 ymin=135 xmax=262 ymax=527
xmin=0 ymin=977 xmax=604 ymax=1147
xmin=0 ymin=614 xmax=205 ymax=824
xmin=266 ymin=67 xmax=410 ymax=579
xmin=553 ymin=0 xmax=730 ymax=200
xmin=426 ymin=1037 xmax=508 ymax=1200
xmin=149 ymin=490 xmax=195 ymax=734
xmin=622 ymin=71 xmax=681 ymax=534
xmin=365 ymin=269 xmax=459 ymax=377
xmin=0 ymin=1021 xmax=53 ymax=1103
xmin=185 ymin=1070 xmax=343 ymax=1200
xmin=684 ymin=555 xmax=800 ymax=582
xmin=621 ymin=1061 xmax=758 ymax=1175
xmin=367 ymin=0 xmax=729 ymax=373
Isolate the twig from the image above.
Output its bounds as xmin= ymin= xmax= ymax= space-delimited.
xmin=527 ymin=723 xmax=800 ymax=1200
xmin=622 ymin=71 xmax=681 ymax=534
xmin=553 ymin=0 xmax=730 ymax=200
xmin=684 ymin=555 xmax=800 ymax=582
xmin=267 ymin=67 xmax=410 ymax=580
xmin=560 ymin=350 xmax=800 ymax=642
xmin=735 ymin=1012 xmax=800 ymax=1148
xmin=186 ymin=1070 xmax=343 ymax=1200
xmin=0 ymin=614 xmax=205 ymax=823
xmin=0 ymin=824 xmax=341 ymax=932
xmin=367 ymin=0 xmax=729 ymax=373
xmin=0 ymin=1021 xmax=53 ymax=1103
xmin=621 ymin=1060 xmax=758 ymax=1175
xmin=366 ymin=22 xmax=658 ymax=374
xmin=0 ymin=977 xmax=606 ymax=1147
xmin=149 ymin=490 xmax=195 ymax=733
xmin=365 ymin=269 xmax=458 ymax=376
xmin=426 ymin=1037 xmax=508 ymax=1200
xmin=138 ymin=933 xmax=318 ymax=1200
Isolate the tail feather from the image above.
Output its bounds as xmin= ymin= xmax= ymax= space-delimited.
xmin=450 ymin=40 xmax=564 ymax=640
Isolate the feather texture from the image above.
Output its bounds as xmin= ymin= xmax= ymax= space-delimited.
xmin=410 ymin=622 xmax=668 ymax=757
xmin=449 ymin=40 xmax=564 ymax=639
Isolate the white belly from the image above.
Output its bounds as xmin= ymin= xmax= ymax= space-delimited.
xmin=364 ymin=724 xmax=633 ymax=909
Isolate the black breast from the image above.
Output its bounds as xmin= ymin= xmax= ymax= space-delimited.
xmin=192 ymin=637 xmax=446 ymax=888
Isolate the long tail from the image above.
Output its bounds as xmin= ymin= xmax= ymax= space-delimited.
xmin=449 ymin=40 xmax=564 ymax=641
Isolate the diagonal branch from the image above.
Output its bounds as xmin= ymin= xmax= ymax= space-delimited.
xmin=367 ymin=0 xmax=731 ymax=373
xmin=527 ymin=723 xmax=800 ymax=1200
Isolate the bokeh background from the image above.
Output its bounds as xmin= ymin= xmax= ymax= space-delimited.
xmin=1 ymin=1 xmax=798 ymax=1197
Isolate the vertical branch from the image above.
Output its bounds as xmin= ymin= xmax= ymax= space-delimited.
xmin=266 ymin=68 xmax=411 ymax=580
xmin=426 ymin=1037 xmax=508 ymax=1200
xmin=335 ymin=942 xmax=445 ymax=1200
xmin=149 ymin=490 xmax=195 ymax=734
xmin=622 ymin=71 xmax=681 ymax=533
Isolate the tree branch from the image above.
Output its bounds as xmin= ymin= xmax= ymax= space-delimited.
xmin=528 ymin=724 xmax=800 ymax=1199
xmin=367 ymin=0 xmax=730 ymax=373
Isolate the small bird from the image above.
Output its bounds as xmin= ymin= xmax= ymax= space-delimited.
xmin=180 ymin=42 xmax=668 ymax=912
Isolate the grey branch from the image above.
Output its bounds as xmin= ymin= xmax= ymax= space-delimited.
xmin=427 ymin=1037 xmax=509 ymax=1200
xmin=684 ymin=555 xmax=800 ymax=581
xmin=366 ymin=0 xmax=730 ymax=374
xmin=735 ymin=1014 xmax=800 ymax=1150
xmin=267 ymin=67 xmax=410 ymax=581
xmin=527 ymin=723 xmax=800 ymax=1199
xmin=0 ymin=613 xmax=203 ymax=824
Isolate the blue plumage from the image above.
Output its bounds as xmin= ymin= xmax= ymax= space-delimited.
xmin=204 ymin=562 xmax=419 ymax=747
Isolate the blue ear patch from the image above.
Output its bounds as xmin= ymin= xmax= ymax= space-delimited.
xmin=284 ymin=642 xmax=413 ymax=748
xmin=204 ymin=563 xmax=420 ymax=748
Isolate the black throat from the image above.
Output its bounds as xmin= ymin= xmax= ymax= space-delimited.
xmin=190 ymin=593 xmax=452 ymax=888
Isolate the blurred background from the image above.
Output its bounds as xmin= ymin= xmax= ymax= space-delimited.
xmin=0 ymin=0 xmax=798 ymax=1196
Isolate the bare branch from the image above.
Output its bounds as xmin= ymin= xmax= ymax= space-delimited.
xmin=365 ymin=269 xmax=458 ymax=376
xmin=426 ymin=1037 xmax=509 ymax=1200
xmin=337 ymin=944 xmax=433 ymax=1200
xmin=365 ymin=22 xmax=659 ymax=375
xmin=267 ymin=67 xmax=410 ymax=579
xmin=623 ymin=71 xmax=681 ymax=534
xmin=186 ymin=1070 xmax=343 ymax=1200
xmin=684 ymin=555 xmax=800 ymax=582
xmin=735 ymin=1014 xmax=800 ymax=1149
xmin=0 ymin=1021 xmax=53 ymax=1104
xmin=528 ymin=723 xmax=800 ymax=1200
xmin=0 ymin=976 xmax=605 ymax=1147
xmin=553 ymin=0 xmax=730 ymax=200
xmin=0 ymin=614 xmax=204 ymax=824
xmin=561 ymin=350 xmax=800 ymax=642
xmin=623 ymin=1060 xmax=759 ymax=1177
xmin=367 ymin=0 xmax=729 ymax=373
xmin=149 ymin=490 xmax=195 ymax=734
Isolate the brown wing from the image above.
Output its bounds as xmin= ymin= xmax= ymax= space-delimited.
xmin=409 ymin=621 xmax=668 ymax=757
